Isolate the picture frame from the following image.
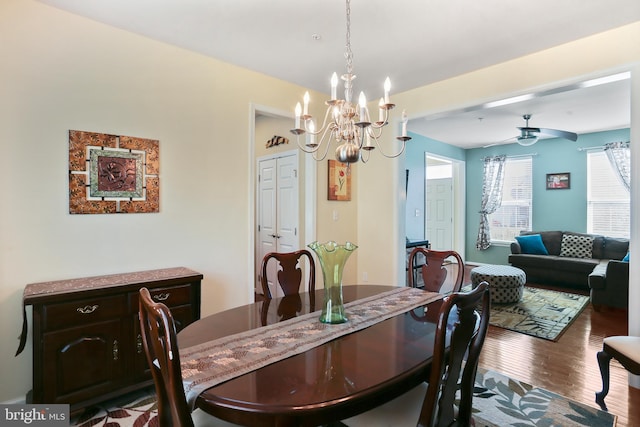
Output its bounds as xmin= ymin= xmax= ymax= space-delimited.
xmin=546 ymin=172 xmax=570 ymax=190
xmin=328 ymin=160 xmax=351 ymax=201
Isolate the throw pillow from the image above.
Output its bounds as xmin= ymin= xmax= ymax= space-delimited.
xmin=623 ymin=252 xmax=630 ymax=262
xmin=515 ymin=234 xmax=549 ymax=255
xmin=559 ymin=234 xmax=594 ymax=259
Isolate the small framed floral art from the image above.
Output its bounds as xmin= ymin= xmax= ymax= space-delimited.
xmin=328 ymin=160 xmax=351 ymax=201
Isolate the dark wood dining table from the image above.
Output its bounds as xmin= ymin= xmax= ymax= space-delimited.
xmin=177 ymin=285 xmax=445 ymax=427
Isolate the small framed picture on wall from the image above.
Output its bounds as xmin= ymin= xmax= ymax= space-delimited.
xmin=546 ymin=172 xmax=570 ymax=190
xmin=328 ymin=160 xmax=351 ymax=201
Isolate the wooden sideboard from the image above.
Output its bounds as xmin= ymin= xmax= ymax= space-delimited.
xmin=16 ymin=267 xmax=202 ymax=414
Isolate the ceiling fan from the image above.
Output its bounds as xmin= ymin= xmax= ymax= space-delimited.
xmin=514 ymin=114 xmax=578 ymax=146
xmin=485 ymin=114 xmax=578 ymax=147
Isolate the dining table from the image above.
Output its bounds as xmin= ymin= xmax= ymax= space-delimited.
xmin=177 ymin=284 xmax=446 ymax=427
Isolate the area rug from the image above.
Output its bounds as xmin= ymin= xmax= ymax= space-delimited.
xmin=71 ymin=368 xmax=615 ymax=427
xmin=471 ymin=368 xmax=616 ymax=427
xmin=463 ymin=285 xmax=589 ymax=341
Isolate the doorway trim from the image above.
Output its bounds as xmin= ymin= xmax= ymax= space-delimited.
xmin=424 ymin=153 xmax=466 ymax=259
xmin=249 ymin=103 xmax=316 ymax=301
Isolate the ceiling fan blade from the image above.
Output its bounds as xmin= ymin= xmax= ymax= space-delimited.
xmin=538 ymin=128 xmax=578 ymax=141
xmin=483 ymin=136 xmax=517 ymax=148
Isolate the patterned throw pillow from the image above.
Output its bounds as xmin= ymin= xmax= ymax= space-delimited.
xmin=559 ymin=234 xmax=594 ymax=258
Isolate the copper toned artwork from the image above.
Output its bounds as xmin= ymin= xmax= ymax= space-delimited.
xmin=98 ymin=156 xmax=137 ymax=192
xmin=69 ymin=130 xmax=159 ymax=214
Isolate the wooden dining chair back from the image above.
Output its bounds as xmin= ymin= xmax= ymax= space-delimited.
xmin=139 ymin=288 xmax=240 ymax=427
xmin=139 ymin=287 xmax=195 ymax=427
xmin=342 ymin=282 xmax=491 ymax=427
xmin=408 ymin=248 xmax=465 ymax=293
xmin=260 ymin=250 xmax=315 ymax=299
xmin=420 ymin=281 xmax=491 ymax=426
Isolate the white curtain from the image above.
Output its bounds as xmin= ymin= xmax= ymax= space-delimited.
xmin=604 ymin=141 xmax=630 ymax=192
xmin=476 ymin=155 xmax=506 ymax=250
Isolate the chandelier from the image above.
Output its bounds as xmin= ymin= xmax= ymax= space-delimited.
xmin=290 ymin=0 xmax=411 ymax=165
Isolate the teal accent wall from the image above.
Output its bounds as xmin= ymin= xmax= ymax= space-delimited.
xmin=466 ymin=128 xmax=630 ymax=265
xmin=405 ymin=132 xmax=466 ymax=241
xmin=404 ymin=128 xmax=630 ymax=266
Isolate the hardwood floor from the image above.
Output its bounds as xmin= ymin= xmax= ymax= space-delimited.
xmin=478 ymin=284 xmax=639 ymax=427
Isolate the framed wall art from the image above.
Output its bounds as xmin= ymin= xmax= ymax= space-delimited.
xmin=328 ymin=160 xmax=351 ymax=201
xmin=546 ymin=172 xmax=570 ymax=190
xmin=69 ymin=130 xmax=160 ymax=214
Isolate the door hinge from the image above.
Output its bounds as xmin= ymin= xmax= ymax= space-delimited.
xmin=258 ymin=225 xmax=261 ymax=232
xmin=294 ymin=169 xmax=298 ymax=178
xmin=295 ymin=227 xmax=297 ymax=236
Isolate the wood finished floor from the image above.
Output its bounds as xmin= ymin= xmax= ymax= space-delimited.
xmin=477 ymin=281 xmax=639 ymax=427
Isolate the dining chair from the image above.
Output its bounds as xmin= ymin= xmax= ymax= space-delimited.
xmin=595 ymin=335 xmax=640 ymax=409
xmin=408 ymin=248 xmax=465 ymax=294
xmin=260 ymin=249 xmax=315 ymax=299
xmin=342 ymin=281 xmax=491 ymax=427
xmin=138 ymin=287 xmax=239 ymax=427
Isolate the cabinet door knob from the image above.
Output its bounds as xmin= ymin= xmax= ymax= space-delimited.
xmin=153 ymin=293 xmax=170 ymax=302
xmin=77 ymin=305 xmax=99 ymax=314
xmin=113 ymin=340 xmax=119 ymax=361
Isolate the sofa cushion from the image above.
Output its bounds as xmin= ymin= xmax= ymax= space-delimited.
xmin=519 ymin=231 xmax=563 ymax=255
xmin=554 ymin=256 xmax=599 ymax=272
xmin=563 ymin=232 xmax=604 ymax=258
xmin=515 ymin=234 xmax=549 ymax=255
xmin=603 ymin=237 xmax=629 ymax=260
xmin=560 ymin=234 xmax=594 ymax=259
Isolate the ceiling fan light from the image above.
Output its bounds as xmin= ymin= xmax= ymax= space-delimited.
xmin=517 ymin=135 xmax=538 ymax=146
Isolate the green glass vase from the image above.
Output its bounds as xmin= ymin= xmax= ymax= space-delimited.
xmin=308 ymin=241 xmax=357 ymax=324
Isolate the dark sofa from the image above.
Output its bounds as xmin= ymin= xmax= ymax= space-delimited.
xmin=588 ymin=260 xmax=629 ymax=309
xmin=508 ymin=231 xmax=629 ymax=308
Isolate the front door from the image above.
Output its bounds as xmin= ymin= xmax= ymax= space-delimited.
xmin=426 ymin=177 xmax=453 ymax=250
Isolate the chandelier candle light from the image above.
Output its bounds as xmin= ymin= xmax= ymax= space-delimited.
xmin=291 ymin=0 xmax=411 ymax=165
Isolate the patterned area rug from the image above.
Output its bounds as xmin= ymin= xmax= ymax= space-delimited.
xmin=472 ymin=368 xmax=616 ymax=427
xmin=464 ymin=285 xmax=590 ymax=341
xmin=71 ymin=368 xmax=615 ymax=427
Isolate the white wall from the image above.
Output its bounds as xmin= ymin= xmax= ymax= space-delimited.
xmin=0 ymin=0 xmax=329 ymax=402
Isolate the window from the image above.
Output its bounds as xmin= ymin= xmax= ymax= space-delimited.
xmin=489 ymin=157 xmax=532 ymax=243
xmin=587 ymin=151 xmax=630 ymax=238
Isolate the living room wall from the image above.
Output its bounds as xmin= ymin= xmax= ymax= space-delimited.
xmin=467 ymin=127 xmax=631 ymax=265
xmin=406 ymin=127 xmax=631 ymax=266
xmin=405 ymin=136 xmax=465 ymax=241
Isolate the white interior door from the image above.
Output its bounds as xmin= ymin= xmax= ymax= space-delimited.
xmin=426 ymin=177 xmax=453 ymax=250
xmin=257 ymin=153 xmax=299 ymax=298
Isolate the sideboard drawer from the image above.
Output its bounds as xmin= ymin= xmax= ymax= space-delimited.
xmin=42 ymin=295 xmax=127 ymax=331
xmin=128 ymin=283 xmax=194 ymax=312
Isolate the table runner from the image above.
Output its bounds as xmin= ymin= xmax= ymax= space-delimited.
xmin=181 ymin=286 xmax=442 ymax=409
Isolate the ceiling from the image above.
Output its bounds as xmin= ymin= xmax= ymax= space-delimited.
xmin=38 ymin=0 xmax=640 ymax=149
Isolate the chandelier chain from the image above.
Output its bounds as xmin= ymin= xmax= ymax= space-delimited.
xmin=345 ymin=0 xmax=353 ymax=75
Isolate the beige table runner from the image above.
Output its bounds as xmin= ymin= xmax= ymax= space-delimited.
xmin=181 ymin=286 xmax=442 ymax=409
